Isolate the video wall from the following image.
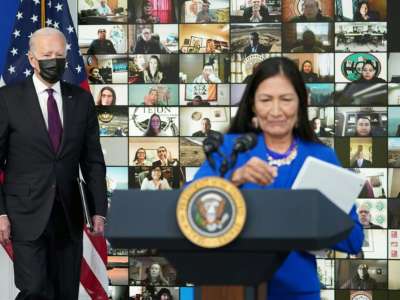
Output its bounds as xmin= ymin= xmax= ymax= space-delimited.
xmin=76 ymin=0 xmax=400 ymax=299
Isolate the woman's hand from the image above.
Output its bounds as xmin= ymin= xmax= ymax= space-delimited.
xmin=231 ymin=157 xmax=277 ymax=186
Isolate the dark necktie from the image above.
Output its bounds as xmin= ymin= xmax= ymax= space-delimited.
xmin=46 ymin=88 xmax=63 ymax=153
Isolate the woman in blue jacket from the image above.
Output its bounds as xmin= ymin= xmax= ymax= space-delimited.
xmin=193 ymin=57 xmax=364 ymax=300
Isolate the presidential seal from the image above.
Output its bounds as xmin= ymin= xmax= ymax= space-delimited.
xmin=177 ymin=177 xmax=246 ymax=248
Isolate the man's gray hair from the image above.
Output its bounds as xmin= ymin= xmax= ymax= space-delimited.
xmin=29 ymin=27 xmax=67 ymax=55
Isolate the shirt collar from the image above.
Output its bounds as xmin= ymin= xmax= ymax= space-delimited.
xmin=32 ymin=73 xmax=62 ymax=96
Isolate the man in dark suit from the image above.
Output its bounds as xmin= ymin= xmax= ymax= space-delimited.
xmin=0 ymin=27 xmax=107 ymax=300
xmin=152 ymin=146 xmax=179 ymax=167
xmin=242 ymin=0 xmax=270 ymax=22
xmin=243 ymin=32 xmax=272 ymax=56
xmin=351 ymin=151 xmax=373 ymax=167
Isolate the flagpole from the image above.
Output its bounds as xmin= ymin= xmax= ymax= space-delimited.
xmin=41 ymin=0 xmax=46 ymax=28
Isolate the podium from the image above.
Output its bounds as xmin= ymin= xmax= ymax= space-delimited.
xmin=106 ymin=188 xmax=354 ymax=300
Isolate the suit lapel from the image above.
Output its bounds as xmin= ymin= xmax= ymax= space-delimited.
xmin=25 ymin=78 xmax=55 ymax=155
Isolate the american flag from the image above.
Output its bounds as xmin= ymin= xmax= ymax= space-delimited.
xmin=0 ymin=0 xmax=108 ymax=299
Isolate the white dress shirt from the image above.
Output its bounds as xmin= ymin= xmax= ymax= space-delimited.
xmin=32 ymin=73 xmax=64 ymax=128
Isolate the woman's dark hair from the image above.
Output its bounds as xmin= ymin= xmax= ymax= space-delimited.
xmin=363 ymin=60 xmax=376 ymax=70
xmin=156 ymin=288 xmax=173 ymax=300
xmin=310 ymin=117 xmax=321 ymax=128
xmin=353 ymin=1 xmax=376 ymax=22
xmin=134 ymin=147 xmax=147 ymax=161
xmin=356 ymin=1 xmax=369 ymax=15
xmin=144 ymin=113 xmax=161 ymax=136
xmin=146 ymin=55 xmax=162 ymax=73
xmin=96 ymin=86 xmax=116 ymax=105
xmin=229 ymin=56 xmax=320 ymax=143
xmin=301 ymin=60 xmax=313 ymax=73
xmin=147 ymin=165 xmax=164 ymax=181
xmin=89 ymin=67 xmax=99 ymax=75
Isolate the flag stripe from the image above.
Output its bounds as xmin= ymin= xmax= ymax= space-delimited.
xmin=80 ymin=259 xmax=109 ymax=300
xmin=84 ymin=227 xmax=107 ymax=265
xmin=83 ymin=231 xmax=109 ymax=290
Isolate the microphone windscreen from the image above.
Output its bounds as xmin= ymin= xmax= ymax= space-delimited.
xmin=234 ymin=132 xmax=258 ymax=152
xmin=203 ymin=136 xmax=221 ymax=154
xmin=208 ymin=131 xmax=224 ymax=145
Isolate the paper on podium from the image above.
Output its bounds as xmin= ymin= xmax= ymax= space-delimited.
xmin=292 ymin=156 xmax=365 ymax=213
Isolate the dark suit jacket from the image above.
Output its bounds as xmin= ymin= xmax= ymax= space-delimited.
xmin=152 ymin=159 xmax=179 ymax=167
xmin=243 ymin=43 xmax=272 ymax=56
xmin=0 ymin=77 xmax=107 ymax=241
xmin=242 ymin=5 xmax=269 ymax=22
xmin=351 ymin=159 xmax=373 ymax=168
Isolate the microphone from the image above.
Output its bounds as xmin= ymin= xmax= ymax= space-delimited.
xmin=202 ymin=132 xmax=223 ymax=170
xmin=202 ymin=132 xmax=229 ymax=176
xmin=230 ymin=133 xmax=258 ymax=169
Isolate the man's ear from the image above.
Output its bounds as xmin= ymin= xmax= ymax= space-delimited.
xmin=27 ymin=51 xmax=37 ymax=70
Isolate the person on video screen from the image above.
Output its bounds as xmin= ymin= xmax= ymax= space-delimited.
xmin=193 ymin=63 xmax=222 ymax=83
xmin=192 ymin=117 xmax=219 ymax=137
xmin=242 ymin=0 xmax=270 ymax=22
xmin=97 ymin=0 xmax=112 ymax=16
xmin=136 ymin=0 xmax=161 ymax=23
xmin=300 ymin=60 xmax=320 ymax=83
xmin=156 ymin=288 xmax=174 ymax=300
xmin=196 ymin=0 xmax=216 ymax=23
xmin=132 ymin=148 xmax=152 ymax=166
xmin=355 ymin=61 xmax=385 ymax=83
xmin=358 ymin=204 xmax=383 ymax=229
xmin=140 ymin=55 xmax=165 ymax=84
xmin=351 ymin=150 xmax=372 ymax=168
xmin=341 ymin=263 xmax=377 ymax=289
xmin=311 ymin=117 xmax=330 ymax=137
xmin=354 ymin=116 xmax=372 ymax=137
xmin=290 ymin=30 xmax=325 ymax=53
xmin=153 ymin=146 xmax=179 ymax=167
xmin=142 ymin=87 xmax=167 ymax=106
xmin=354 ymin=1 xmax=380 ymax=21
xmin=133 ymin=28 xmax=167 ymax=54
xmin=290 ymin=0 xmax=332 ymax=22
xmin=140 ymin=166 xmax=171 ymax=190
xmin=87 ymin=28 xmax=117 ymax=55
xmin=143 ymin=113 xmax=163 ymax=137
xmin=244 ymin=32 xmax=272 ymax=56
xmin=88 ymin=67 xmax=106 ymax=84
xmin=95 ymin=86 xmax=116 ymax=106
xmin=187 ymin=95 xmax=211 ymax=106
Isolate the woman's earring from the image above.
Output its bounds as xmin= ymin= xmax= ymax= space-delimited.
xmin=252 ymin=117 xmax=259 ymax=129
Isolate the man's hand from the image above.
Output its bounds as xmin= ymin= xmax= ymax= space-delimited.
xmin=0 ymin=215 xmax=11 ymax=245
xmin=91 ymin=215 xmax=105 ymax=236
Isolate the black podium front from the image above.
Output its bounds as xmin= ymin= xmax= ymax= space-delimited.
xmin=106 ymin=189 xmax=354 ymax=299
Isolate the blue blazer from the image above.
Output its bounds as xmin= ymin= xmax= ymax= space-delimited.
xmin=193 ymin=133 xmax=364 ymax=299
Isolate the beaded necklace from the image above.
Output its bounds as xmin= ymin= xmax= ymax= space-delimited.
xmin=265 ymin=138 xmax=298 ymax=167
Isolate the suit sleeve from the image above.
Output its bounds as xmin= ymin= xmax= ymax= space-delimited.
xmin=80 ymin=92 xmax=108 ymax=217
xmin=242 ymin=8 xmax=251 ymax=21
xmin=0 ymin=91 xmax=9 ymax=215
xmin=322 ymin=148 xmax=364 ymax=254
